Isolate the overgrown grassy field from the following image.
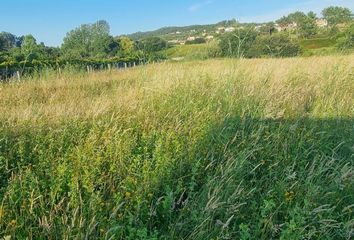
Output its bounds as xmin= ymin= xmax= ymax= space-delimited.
xmin=300 ymin=38 xmax=339 ymax=57
xmin=163 ymin=42 xmax=220 ymax=60
xmin=0 ymin=55 xmax=353 ymax=239
xmin=300 ymin=38 xmax=337 ymax=49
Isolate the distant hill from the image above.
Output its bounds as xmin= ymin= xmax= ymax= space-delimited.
xmin=126 ymin=25 xmax=215 ymax=40
xmin=125 ymin=19 xmax=246 ymax=40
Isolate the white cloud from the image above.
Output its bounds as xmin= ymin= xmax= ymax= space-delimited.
xmin=188 ymin=0 xmax=215 ymax=12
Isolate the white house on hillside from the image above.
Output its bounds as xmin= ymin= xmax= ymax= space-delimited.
xmin=316 ymin=19 xmax=328 ymax=28
xmin=275 ymin=22 xmax=298 ymax=32
xmin=187 ymin=36 xmax=196 ymax=41
xmin=225 ymin=27 xmax=236 ymax=32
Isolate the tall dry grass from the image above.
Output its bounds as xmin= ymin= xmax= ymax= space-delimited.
xmin=0 ymin=55 xmax=353 ymax=239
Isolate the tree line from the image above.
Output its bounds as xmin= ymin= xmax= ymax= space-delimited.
xmin=219 ymin=6 xmax=354 ymax=58
xmin=0 ymin=21 xmax=168 ymax=64
xmin=0 ymin=20 xmax=171 ymax=80
xmin=0 ymin=5 xmax=353 ymax=78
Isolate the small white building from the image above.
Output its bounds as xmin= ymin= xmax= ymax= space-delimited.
xmin=168 ymin=40 xmax=179 ymax=44
xmin=316 ymin=19 xmax=328 ymax=28
xmin=275 ymin=22 xmax=298 ymax=32
xmin=216 ymin=27 xmax=225 ymax=34
xmin=254 ymin=24 xmax=266 ymax=32
xmin=287 ymin=22 xmax=298 ymax=30
xmin=206 ymin=35 xmax=214 ymax=40
xmin=274 ymin=24 xmax=283 ymax=32
xmin=225 ymin=27 xmax=236 ymax=33
xmin=187 ymin=36 xmax=196 ymax=41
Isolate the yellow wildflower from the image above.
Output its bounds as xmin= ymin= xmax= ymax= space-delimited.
xmin=285 ymin=191 xmax=295 ymax=202
xmin=125 ymin=192 xmax=132 ymax=198
xmin=0 ymin=207 xmax=3 ymax=220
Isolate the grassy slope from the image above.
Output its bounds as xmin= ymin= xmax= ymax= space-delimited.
xmin=163 ymin=42 xmax=220 ymax=61
xmin=0 ymin=56 xmax=354 ymax=239
xmin=164 ymin=37 xmax=340 ymax=60
xmin=300 ymin=38 xmax=337 ymax=49
xmin=300 ymin=38 xmax=338 ymax=56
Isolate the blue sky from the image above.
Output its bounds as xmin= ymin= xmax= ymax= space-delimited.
xmin=1 ymin=0 xmax=353 ymax=46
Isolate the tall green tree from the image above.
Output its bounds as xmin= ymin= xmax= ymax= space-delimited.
xmin=299 ymin=12 xmax=318 ymax=38
xmin=288 ymin=11 xmax=307 ymax=24
xmin=37 ymin=43 xmax=61 ymax=60
xmin=136 ymin=37 xmax=168 ymax=53
xmin=117 ymin=36 xmax=135 ymax=57
xmin=219 ymin=28 xmax=258 ymax=58
xmin=21 ymin=35 xmax=39 ymax=62
xmin=89 ymin=20 xmax=118 ymax=57
xmin=61 ymin=24 xmax=91 ymax=58
xmin=322 ymin=6 xmax=353 ymax=26
xmin=61 ymin=20 xmax=117 ymax=59
xmin=0 ymin=32 xmax=17 ymax=51
xmin=277 ymin=11 xmax=307 ymax=25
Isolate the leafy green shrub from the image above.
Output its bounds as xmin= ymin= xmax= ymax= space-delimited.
xmin=336 ymin=23 xmax=354 ymax=51
xmin=219 ymin=28 xmax=258 ymax=58
xmin=136 ymin=37 xmax=169 ymax=53
xmin=249 ymin=34 xmax=301 ymax=58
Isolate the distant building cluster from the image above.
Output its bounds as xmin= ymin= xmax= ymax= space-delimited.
xmin=168 ymin=26 xmax=241 ymax=45
xmin=167 ymin=18 xmax=329 ymax=45
xmin=272 ymin=18 xmax=328 ymax=32
xmin=274 ymin=22 xmax=298 ymax=32
xmin=168 ymin=28 xmax=218 ymax=45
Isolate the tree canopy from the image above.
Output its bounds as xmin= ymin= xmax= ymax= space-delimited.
xmin=61 ymin=20 xmax=118 ymax=59
xmin=322 ymin=6 xmax=353 ymax=26
xmin=116 ymin=36 xmax=135 ymax=57
xmin=249 ymin=34 xmax=301 ymax=58
xmin=337 ymin=23 xmax=354 ymax=51
xmin=219 ymin=28 xmax=258 ymax=58
xmin=136 ymin=37 xmax=168 ymax=53
xmin=0 ymin=32 xmax=18 ymax=51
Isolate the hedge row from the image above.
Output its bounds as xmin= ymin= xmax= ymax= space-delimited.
xmin=0 ymin=56 xmax=142 ymax=70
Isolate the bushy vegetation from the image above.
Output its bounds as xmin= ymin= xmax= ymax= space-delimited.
xmin=219 ymin=28 xmax=258 ymax=58
xmin=249 ymin=34 xmax=301 ymax=57
xmin=164 ymin=41 xmax=220 ymax=61
xmin=300 ymin=38 xmax=337 ymax=49
xmin=219 ymin=30 xmax=301 ymax=58
xmin=322 ymin=6 xmax=353 ymax=26
xmin=337 ymin=23 xmax=354 ymax=51
xmin=0 ymin=21 xmax=169 ymax=80
xmin=0 ymin=55 xmax=353 ymax=239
